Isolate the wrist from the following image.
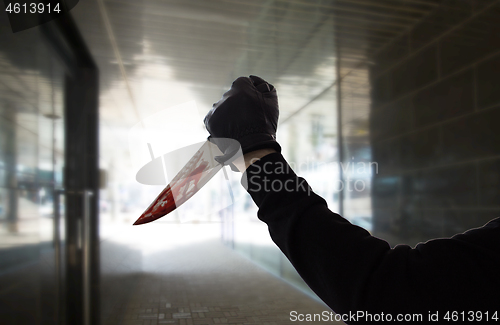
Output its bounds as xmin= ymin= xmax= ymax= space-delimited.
xmin=233 ymin=148 xmax=277 ymax=172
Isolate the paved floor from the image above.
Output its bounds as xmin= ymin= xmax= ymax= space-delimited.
xmin=100 ymin=222 xmax=341 ymax=325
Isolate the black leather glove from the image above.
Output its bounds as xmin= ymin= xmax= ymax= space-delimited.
xmin=204 ymin=75 xmax=281 ymax=165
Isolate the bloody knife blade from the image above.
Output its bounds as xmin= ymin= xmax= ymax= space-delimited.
xmin=133 ymin=139 xmax=239 ymax=225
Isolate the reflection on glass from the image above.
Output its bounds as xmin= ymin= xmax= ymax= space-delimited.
xmin=340 ymin=66 xmax=373 ymax=231
xmin=0 ymin=22 xmax=65 ymax=323
xmin=225 ymin=12 xmax=341 ymax=296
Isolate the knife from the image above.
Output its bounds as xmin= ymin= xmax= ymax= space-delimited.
xmin=133 ymin=138 xmax=241 ymax=225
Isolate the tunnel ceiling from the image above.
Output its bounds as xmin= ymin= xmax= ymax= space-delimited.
xmin=65 ymin=0 xmax=476 ymax=166
xmin=70 ymin=0 xmax=445 ymax=124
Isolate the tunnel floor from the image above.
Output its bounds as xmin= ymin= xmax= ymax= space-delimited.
xmin=100 ymin=222 xmax=338 ymax=325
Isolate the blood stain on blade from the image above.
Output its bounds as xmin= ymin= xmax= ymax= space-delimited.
xmin=133 ymin=156 xmax=212 ymax=225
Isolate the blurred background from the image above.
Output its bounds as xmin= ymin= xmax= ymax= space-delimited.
xmin=1 ymin=0 xmax=500 ymax=324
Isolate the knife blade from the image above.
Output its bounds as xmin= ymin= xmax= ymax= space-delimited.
xmin=133 ymin=139 xmax=240 ymax=225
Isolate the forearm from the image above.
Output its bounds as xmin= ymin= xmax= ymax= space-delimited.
xmin=241 ymin=153 xmax=500 ymax=317
xmin=241 ymin=153 xmax=397 ymax=314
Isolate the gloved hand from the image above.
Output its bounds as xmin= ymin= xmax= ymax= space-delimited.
xmin=204 ymin=75 xmax=281 ymax=166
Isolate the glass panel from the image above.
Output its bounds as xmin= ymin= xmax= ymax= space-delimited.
xmin=340 ymin=67 xmax=373 ymax=231
xmin=0 ymin=13 xmax=66 ymax=323
xmin=228 ymin=12 xmax=339 ymax=294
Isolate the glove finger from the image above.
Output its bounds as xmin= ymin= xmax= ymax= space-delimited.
xmin=249 ymin=75 xmax=274 ymax=92
xmin=214 ymin=146 xmax=242 ymax=166
xmin=208 ymin=137 xmax=242 ymax=165
xmin=249 ymin=75 xmax=267 ymax=86
xmin=231 ymin=76 xmax=253 ymax=90
xmin=256 ymin=82 xmax=270 ymax=93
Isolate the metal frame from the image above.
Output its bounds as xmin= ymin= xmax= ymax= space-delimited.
xmin=41 ymin=13 xmax=100 ymax=325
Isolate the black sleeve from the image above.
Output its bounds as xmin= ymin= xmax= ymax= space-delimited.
xmin=242 ymin=153 xmax=500 ymax=321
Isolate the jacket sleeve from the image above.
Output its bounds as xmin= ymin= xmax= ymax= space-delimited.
xmin=242 ymin=153 xmax=500 ymax=319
